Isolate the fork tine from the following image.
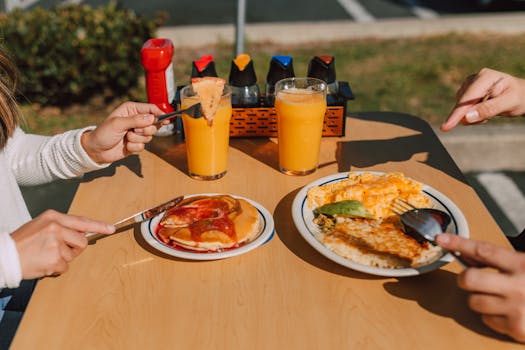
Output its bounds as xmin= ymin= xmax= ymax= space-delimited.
xmin=396 ymin=198 xmax=415 ymax=210
xmin=191 ymin=103 xmax=203 ymax=118
xmin=390 ymin=204 xmax=404 ymax=216
xmin=391 ymin=198 xmax=412 ymax=215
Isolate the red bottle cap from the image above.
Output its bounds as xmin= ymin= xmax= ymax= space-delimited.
xmin=141 ymin=38 xmax=174 ymax=70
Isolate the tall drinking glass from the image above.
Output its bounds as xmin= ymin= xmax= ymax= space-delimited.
xmin=274 ymin=77 xmax=327 ymax=176
xmin=180 ymin=84 xmax=232 ymax=180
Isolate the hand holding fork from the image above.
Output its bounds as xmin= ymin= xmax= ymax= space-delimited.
xmin=391 ymin=199 xmax=471 ymax=268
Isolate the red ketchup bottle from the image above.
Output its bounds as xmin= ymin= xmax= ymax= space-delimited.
xmin=141 ymin=39 xmax=176 ymax=136
xmin=141 ymin=38 xmax=175 ymax=113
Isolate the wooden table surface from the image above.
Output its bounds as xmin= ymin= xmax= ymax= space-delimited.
xmin=11 ymin=112 xmax=521 ymax=349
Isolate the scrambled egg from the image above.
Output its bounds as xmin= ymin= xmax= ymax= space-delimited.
xmin=307 ymin=172 xmax=430 ymax=219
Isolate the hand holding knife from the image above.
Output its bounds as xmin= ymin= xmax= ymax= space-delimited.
xmin=85 ymin=195 xmax=184 ymax=243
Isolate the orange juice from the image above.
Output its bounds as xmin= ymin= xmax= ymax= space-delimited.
xmin=275 ymin=87 xmax=327 ymax=175
xmin=181 ymin=89 xmax=232 ymax=180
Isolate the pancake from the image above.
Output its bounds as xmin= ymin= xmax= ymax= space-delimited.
xmin=191 ymin=77 xmax=226 ymax=126
xmin=157 ymin=195 xmax=261 ymax=251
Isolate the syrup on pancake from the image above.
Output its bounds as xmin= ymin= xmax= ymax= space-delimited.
xmin=156 ymin=195 xmax=260 ymax=252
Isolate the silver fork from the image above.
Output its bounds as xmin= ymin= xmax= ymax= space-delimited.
xmin=155 ymin=103 xmax=202 ymax=123
xmin=391 ymin=199 xmax=470 ymax=268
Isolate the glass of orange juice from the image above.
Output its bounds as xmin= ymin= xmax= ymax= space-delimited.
xmin=274 ymin=77 xmax=327 ymax=175
xmin=180 ymin=84 xmax=232 ymax=180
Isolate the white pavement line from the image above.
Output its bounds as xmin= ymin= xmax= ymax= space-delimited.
xmin=411 ymin=6 xmax=438 ymax=19
xmin=402 ymin=0 xmax=438 ymax=19
xmin=476 ymin=172 xmax=525 ymax=233
xmin=337 ymin=0 xmax=375 ymax=23
xmin=5 ymin=0 xmax=39 ymax=11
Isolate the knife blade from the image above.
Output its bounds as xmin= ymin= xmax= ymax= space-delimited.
xmin=86 ymin=195 xmax=184 ymax=243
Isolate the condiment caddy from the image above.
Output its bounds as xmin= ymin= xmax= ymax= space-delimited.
xmin=141 ymin=38 xmax=354 ymax=138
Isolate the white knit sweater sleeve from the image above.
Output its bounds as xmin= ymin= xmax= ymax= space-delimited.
xmin=0 ymin=127 xmax=109 ymax=289
xmin=6 ymin=127 xmax=108 ymax=186
xmin=0 ymin=232 xmax=22 ymax=289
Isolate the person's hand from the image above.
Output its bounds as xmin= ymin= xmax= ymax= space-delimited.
xmin=441 ymin=68 xmax=525 ymax=131
xmin=80 ymin=101 xmax=166 ymax=164
xmin=436 ymin=233 xmax=525 ymax=342
xmin=11 ymin=210 xmax=115 ymax=279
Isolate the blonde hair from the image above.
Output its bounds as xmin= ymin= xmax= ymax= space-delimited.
xmin=0 ymin=45 xmax=22 ymax=149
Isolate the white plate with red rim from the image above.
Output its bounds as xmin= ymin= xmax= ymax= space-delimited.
xmin=141 ymin=193 xmax=274 ymax=260
xmin=292 ymin=172 xmax=470 ymax=277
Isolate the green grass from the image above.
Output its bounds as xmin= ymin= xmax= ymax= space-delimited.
xmin=21 ymin=32 xmax=525 ymax=135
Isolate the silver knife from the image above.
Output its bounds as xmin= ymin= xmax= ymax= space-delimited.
xmin=86 ymin=195 xmax=184 ymax=243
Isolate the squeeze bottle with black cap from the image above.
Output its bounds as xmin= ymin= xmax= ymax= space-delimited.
xmin=265 ymin=55 xmax=295 ymax=106
xmin=229 ymin=53 xmax=260 ymax=107
xmin=307 ymin=55 xmax=339 ymax=105
xmin=191 ymin=54 xmax=218 ymax=78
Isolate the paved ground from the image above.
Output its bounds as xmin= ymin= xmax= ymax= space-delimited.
xmin=434 ymin=123 xmax=525 ymax=172
xmin=158 ymin=12 xmax=525 ymax=47
xmin=7 ymin=0 xmax=525 ymax=25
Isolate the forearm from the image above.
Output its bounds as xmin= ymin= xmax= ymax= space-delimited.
xmin=6 ymin=127 xmax=107 ymax=186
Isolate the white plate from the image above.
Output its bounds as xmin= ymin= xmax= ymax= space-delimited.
xmin=141 ymin=194 xmax=274 ymax=260
xmin=292 ymin=172 xmax=469 ymax=277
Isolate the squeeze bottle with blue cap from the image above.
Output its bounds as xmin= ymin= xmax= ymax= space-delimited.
xmin=265 ymin=55 xmax=295 ymax=106
xmin=229 ymin=53 xmax=260 ymax=107
xmin=191 ymin=54 xmax=218 ymax=78
xmin=307 ymin=55 xmax=339 ymax=105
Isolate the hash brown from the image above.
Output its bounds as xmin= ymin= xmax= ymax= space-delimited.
xmin=308 ymin=172 xmax=443 ymax=269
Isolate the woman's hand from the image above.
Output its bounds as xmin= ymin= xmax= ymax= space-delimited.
xmin=80 ymin=101 xmax=166 ymax=164
xmin=436 ymin=233 xmax=525 ymax=342
xmin=441 ymin=68 xmax=525 ymax=131
xmin=11 ymin=210 xmax=115 ymax=279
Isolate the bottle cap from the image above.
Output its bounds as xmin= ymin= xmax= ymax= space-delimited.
xmin=266 ymin=55 xmax=295 ymax=86
xmin=191 ymin=55 xmax=218 ymax=78
xmin=307 ymin=55 xmax=336 ymax=84
xmin=229 ymin=54 xmax=258 ymax=87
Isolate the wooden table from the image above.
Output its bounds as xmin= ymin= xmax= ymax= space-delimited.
xmin=11 ymin=112 xmax=521 ymax=349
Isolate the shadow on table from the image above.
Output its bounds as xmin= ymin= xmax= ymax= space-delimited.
xmin=274 ymin=180 xmax=509 ymax=341
xmin=145 ymin=131 xmax=283 ymax=173
xmin=145 ymin=135 xmax=189 ymax=175
xmin=21 ymin=178 xmax=81 ymax=217
xmin=141 ymin=111 xmax=467 ymax=186
xmin=83 ymin=154 xmax=144 ymax=181
xmin=230 ymin=138 xmax=280 ymax=171
xmin=274 ymin=188 xmax=384 ymax=280
xmin=341 ymin=112 xmax=468 ymax=185
xmin=383 ymin=271 xmax=512 ymax=342
xmin=227 ymin=112 xmax=468 ymax=185
xmin=22 ymin=155 xmax=143 ymax=218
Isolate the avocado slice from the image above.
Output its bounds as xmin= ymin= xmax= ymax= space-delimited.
xmin=313 ymin=200 xmax=374 ymax=219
